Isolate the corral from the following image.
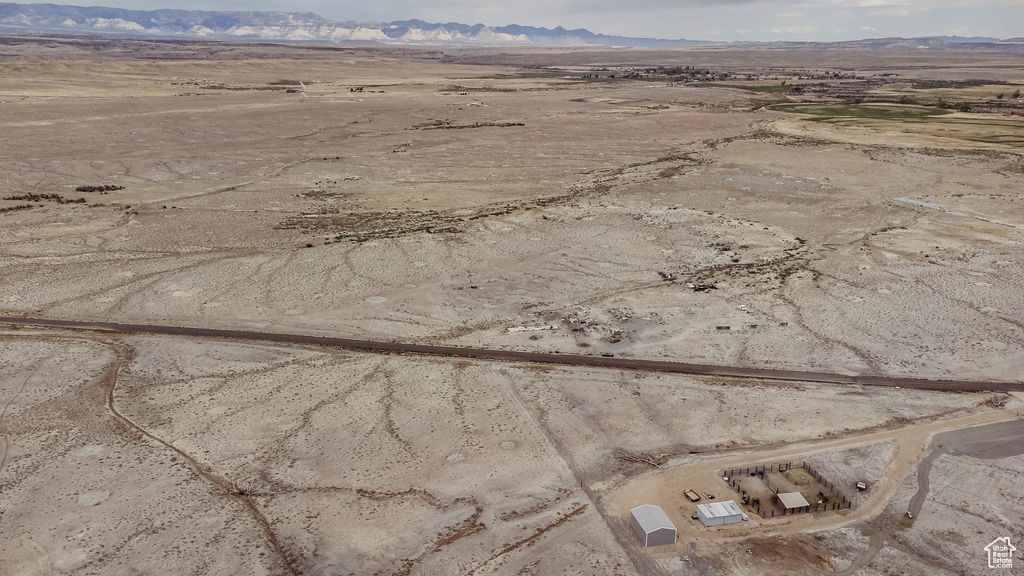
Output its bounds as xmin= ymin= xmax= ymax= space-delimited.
xmin=725 ymin=461 xmax=852 ymax=518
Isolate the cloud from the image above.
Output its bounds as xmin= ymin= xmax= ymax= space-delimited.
xmin=98 ymin=0 xmax=1024 ymax=42
xmin=827 ymin=0 xmax=912 ymax=7
xmin=770 ymin=25 xmax=819 ymax=35
xmin=569 ymin=0 xmax=758 ymax=11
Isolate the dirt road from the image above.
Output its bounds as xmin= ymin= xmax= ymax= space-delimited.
xmin=1 ymin=316 xmax=1021 ymax=392
xmin=605 ymin=405 xmax=1021 ymax=544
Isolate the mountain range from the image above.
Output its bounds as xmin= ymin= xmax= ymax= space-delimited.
xmin=0 ymin=3 xmax=700 ymax=46
xmin=1 ymin=2 xmax=1023 ymax=51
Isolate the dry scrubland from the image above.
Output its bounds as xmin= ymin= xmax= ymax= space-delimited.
xmin=1 ymin=38 xmax=1023 ymax=575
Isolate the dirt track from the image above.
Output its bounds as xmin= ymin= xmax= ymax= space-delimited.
xmin=1 ymin=316 xmax=1020 ymax=393
xmin=98 ymin=343 xmax=301 ymax=576
xmin=605 ymin=405 xmax=1021 ymax=545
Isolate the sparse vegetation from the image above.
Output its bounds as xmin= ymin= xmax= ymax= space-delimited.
xmin=407 ymin=120 xmax=525 ymax=130
xmin=516 ymin=65 xmax=729 ymax=83
xmin=770 ymin=102 xmax=1024 ymax=146
xmin=769 ymin=103 xmax=952 ymax=120
xmin=0 ymin=204 xmax=34 ymax=213
xmin=910 ymin=79 xmax=1008 ymax=89
xmin=4 ymin=193 xmax=86 ymax=204
xmin=697 ymin=82 xmax=795 ymax=93
xmin=75 ymin=184 xmax=124 ymax=193
xmin=441 ymin=84 xmax=517 ymax=93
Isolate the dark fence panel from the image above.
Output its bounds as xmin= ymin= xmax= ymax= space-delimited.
xmin=718 ymin=460 xmax=856 ymax=519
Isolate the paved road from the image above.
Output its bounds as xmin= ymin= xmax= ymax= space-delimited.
xmin=1 ymin=316 xmax=1021 ymax=392
xmin=838 ymin=418 xmax=1024 ymax=575
xmin=909 ymin=418 xmax=1024 ymax=517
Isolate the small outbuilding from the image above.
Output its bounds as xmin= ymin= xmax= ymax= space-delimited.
xmin=630 ymin=505 xmax=677 ymax=547
xmin=696 ymin=500 xmax=746 ymax=527
xmin=778 ymin=492 xmax=810 ymax=510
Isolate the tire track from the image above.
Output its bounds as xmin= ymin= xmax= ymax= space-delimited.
xmin=259 ymin=481 xmax=485 ymax=576
xmin=138 ymin=156 xmax=324 ymax=208
xmin=463 ymin=502 xmax=588 ymax=576
xmin=99 ymin=341 xmax=301 ymax=576
xmin=0 ymin=362 xmax=41 ymax=475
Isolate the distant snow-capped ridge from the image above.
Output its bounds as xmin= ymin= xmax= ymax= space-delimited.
xmin=0 ymin=2 xmax=697 ymax=46
xmin=3 ymin=3 xmax=1021 ymax=50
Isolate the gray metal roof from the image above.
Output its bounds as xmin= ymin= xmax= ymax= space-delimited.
xmin=630 ymin=505 xmax=677 ymax=534
xmin=778 ymin=492 xmax=810 ymax=509
xmin=697 ymin=500 xmax=744 ymax=519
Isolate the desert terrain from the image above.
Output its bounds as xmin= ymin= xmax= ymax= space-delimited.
xmin=1 ymin=36 xmax=1023 ymax=575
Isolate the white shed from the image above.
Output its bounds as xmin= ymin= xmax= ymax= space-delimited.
xmin=630 ymin=505 xmax=677 ymax=547
xmin=778 ymin=492 xmax=810 ymax=510
xmin=696 ymin=500 xmax=747 ymax=527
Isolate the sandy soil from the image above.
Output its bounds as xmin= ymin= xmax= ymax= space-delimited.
xmin=806 ymin=442 xmax=895 ymax=507
xmin=816 ymin=420 xmax=1024 ymax=576
xmin=1 ymin=51 xmax=1020 ymax=382
xmin=1 ymin=39 xmax=1022 ymax=575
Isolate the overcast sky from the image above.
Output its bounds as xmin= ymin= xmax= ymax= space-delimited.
xmin=95 ymin=0 xmax=1024 ymax=41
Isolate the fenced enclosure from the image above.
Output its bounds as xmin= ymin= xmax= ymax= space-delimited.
xmin=722 ymin=460 xmax=853 ymax=519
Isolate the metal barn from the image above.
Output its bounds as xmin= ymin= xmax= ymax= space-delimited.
xmin=696 ymin=501 xmax=746 ymax=527
xmin=630 ymin=505 xmax=677 ymax=547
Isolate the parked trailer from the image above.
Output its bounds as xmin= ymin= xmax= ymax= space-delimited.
xmin=683 ymin=489 xmax=701 ymax=502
